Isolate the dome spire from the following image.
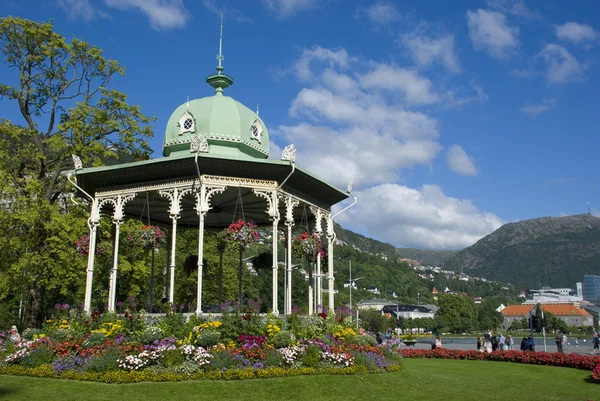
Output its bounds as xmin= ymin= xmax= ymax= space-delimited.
xmin=207 ymin=14 xmax=233 ymax=95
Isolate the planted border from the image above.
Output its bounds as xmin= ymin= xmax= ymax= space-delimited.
xmin=401 ymin=348 xmax=600 ymax=383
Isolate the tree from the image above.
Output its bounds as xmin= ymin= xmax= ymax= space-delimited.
xmin=436 ymin=294 xmax=477 ymax=333
xmin=0 ymin=17 xmax=153 ymax=327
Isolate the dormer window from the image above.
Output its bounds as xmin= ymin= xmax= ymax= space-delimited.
xmin=178 ymin=111 xmax=195 ymax=135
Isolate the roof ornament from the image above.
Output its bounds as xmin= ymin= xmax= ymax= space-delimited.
xmin=256 ymin=104 xmax=259 ymax=116
xmin=346 ymin=180 xmax=354 ymax=193
xmin=186 ymin=96 xmax=189 ymax=111
xmin=190 ymin=133 xmax=209 ymax=154
xmin=206 ymin=14 xmax=233 ymax=94
xmin=281 ymin=144 xmax=296 ymax=162
xmin=71 ymin=154 xmax=83 ymax=170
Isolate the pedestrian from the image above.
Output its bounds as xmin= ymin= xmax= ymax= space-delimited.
xmin=476 ymin=336 xmax=483 ymax=352
xmin=435 ymin=336 xmax=443 ymax=349
xmin=484 ymin=334 xmax=493 ymax=353
xmin=507 ymin=335 xmax=514 ymax=350
xmin=555 ymin=333 xmax=563 ymax=353
xmin=562 ymin=334 xmax=568 ymax=351
xmin=8 ymin=326 xmax=20 ymax=343
xmin=520 ymin=337 xmax=527 ymax=351
xmin=498 ymin=333 xmax=506 ymax=350
xmin=592 ymin=332 xmax=599 ymax=355
xmin=491 ymin=336 xmax=498 ymax=352
xmin=376 ymin=333 xmax=383 ymax=345
xmin=528 ymin=335 xmax=535 ymax=352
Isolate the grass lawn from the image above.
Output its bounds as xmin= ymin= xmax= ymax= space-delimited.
xmin=0 ymin=359 xmax=598 ymax=401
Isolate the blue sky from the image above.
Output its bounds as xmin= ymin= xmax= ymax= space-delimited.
xmin=2 ymin=0 xmax=599 ymax=250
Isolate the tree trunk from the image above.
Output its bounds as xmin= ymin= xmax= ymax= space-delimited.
xmin=24 ymin=282 xmax=44 ymax=328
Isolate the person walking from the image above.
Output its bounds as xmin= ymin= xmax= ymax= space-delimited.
xmin=554 ymin=333 xmax=563 ymax=353
xmin=498 ymin=333 xmax=506 ymax=350
xmin=592 ymin=332 xmax=599 ymax=355
xmin=507 ymin=335 xmax=514 ymax=350
xmin=435 ymin=336 xmax=443 ymax=349
xmin=476 ymin=336 xmax=483 ymax=352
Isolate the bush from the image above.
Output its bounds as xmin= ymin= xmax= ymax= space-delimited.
xmin=22 ymin=346 xmax=55 ymax=367
xmin=360 ymin=309 xmax=388 ymax=334
xmin=271 ymin=330 xmax=292 ymax=348
xmin=161 ymin=349 xmax=184 ymax=368
xmin=22 ymin=329 xmax=41 ymax=341
xmin=210 ymin=349 xmax=238 ymax=371
xmin=196 ymin=329 xmax=221 ymax=348
xmin=84 ymin=332 xmax=106 ymax=348
xmin=351 ymin=335 xmax=377 ymax=347
xmin=158 ymin=314 xmax=187 ymax=339
xmin=301 ymin=345 xmax=321 ymax=368
xmin=137 ymin=327 xmax=163 ymax=345
xmin=84 ymin=347 xmax=121 ymax=373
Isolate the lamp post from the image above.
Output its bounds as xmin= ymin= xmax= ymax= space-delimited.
xmin=217 ymin=238 xmax=226 ymax=310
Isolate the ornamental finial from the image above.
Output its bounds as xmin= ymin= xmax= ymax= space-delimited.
xmin=206 ymin=14 xmax=233 ymax=94
xmin=281 ymin=144 xmax=296 ymax=162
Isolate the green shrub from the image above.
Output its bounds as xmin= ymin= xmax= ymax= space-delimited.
xmin=22 ymin=346 xmax=55 ymax=367
xmin=219 ymin=313 xmax=244 ymax=341
xmin=84 ymin=332 xmax=107 ymax=348
xmin=84 ymin=348 xmax=121 ymax=373
xmin=301 ymin=345 xmax=321 ymax=369
xmin=351 ymin=335 xmax=377 ymax=347
xmin=271 ymin=330 xmax=292 ymax=348
xmin=196 ymin=329 xmax=221 ymax=348
xmin=210 ymin=350 xmax=238 ymax=371
xmin=21 ymin=329 xmax=41 ymax=341
xmin=264 ymin=349 xmax=284 ymax=368
xmin=168 ymin=360 xmax=204 ymax=375
xmin=161 ymin=349 xmax=184 ymax=367
xmin=49 ymin=329 xmax=71 ymax=341
xmin=137 ymin=326 xmax=163 ymax=345
xmin=158 ymin=314 xmax=186 ymax=338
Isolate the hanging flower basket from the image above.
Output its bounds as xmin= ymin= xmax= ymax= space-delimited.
xmin=219 ymin=219 xmax=259 ymax=250
xmin=128 ymin=225 xmax=166 ymax=251
xmin=292 ymin=232 xmax=325 ymax=262
xmin=76 ymin=235 xmax=105 ymax=256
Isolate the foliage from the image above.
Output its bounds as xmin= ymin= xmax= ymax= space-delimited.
xmin=0 ymin=16 xmax=154 ymax=327
xmin=436 ymin=295 xmax=477 ymax=333
xmin=359 ymin=309 xmax=389 ymax=334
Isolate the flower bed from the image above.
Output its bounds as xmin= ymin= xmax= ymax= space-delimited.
xmin=0 ymin=308 xmax=402 ymax=383
xmin=402 ymin=348 xmax=600 ymax=383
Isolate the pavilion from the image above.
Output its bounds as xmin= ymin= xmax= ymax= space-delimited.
xmin=69 ymin=20 xmax=356 ymax=316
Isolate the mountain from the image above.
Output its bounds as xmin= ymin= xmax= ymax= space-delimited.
xmin=444 ymin=214 xmax=600 ymax=289
xmin=333 ymin=224 xmax=458 ymax=267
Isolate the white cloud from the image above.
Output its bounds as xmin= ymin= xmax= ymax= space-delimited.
xmin=261 ymin=0 xmax=318 ymax=18
xmin=355 ymin=1 xmax=401 ymax=26
xmin=555 ymin=22 xmax=597 ymax=45
xmin=277 ymin=124 xmax=441 ymax=188
xmin=510 ymin=68 xmax=534 ymax=78
xmin=486 ymin=0 xmax=539 ymax=19
xmin=447 ymin=145 xmax=478 ymax=176
xmin=202 ymin=0 xmax=250 ymax=22
xmin=520 ymin=98 xmax=556 ymax=116
xmin=358 ymin=64 xmax=440 ymax=106
xmin=293 ymin=46 xmax=351 ymax=82
xmin=57 ymin=0 xmax=109 ymax=20
xmin=401 ymin=31 xmax=461 ymax=73
xmin=271 ymin=46 xmax=497 ymax=249
xmin=336 ymin=184 xmax=504 ymax=249
xmin=539 ymin=44 xmax=584 ymax=84
xmin=102 ymin=0 xmax=188 ymax=30
xmin=466 ymin=9 xmax=519 ymax=59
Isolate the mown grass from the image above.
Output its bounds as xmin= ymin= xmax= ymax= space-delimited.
xmin=0 ymin=358 xmax=597 ymax=401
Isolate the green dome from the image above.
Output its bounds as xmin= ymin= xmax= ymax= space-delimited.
xmin=162 ymin=92 xmax=269 ymax=159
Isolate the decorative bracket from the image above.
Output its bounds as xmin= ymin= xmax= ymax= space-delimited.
xmin=190 ymin=133 xmax=209 ymax=153
xmin=284 ymin=194 xmax=299 ymax=226
xmin=195 ymin=185 xmax=227 ymax=216
xmin=326 ymin=213 xmax=334 ymax=238
xmin=281 ymin=144 xmax=296 ymax=162
xmin=309 ymin=206 xmax=326 ymax=234
xmin=98 ymin=193 xmax=136 ymax=223
xmin=253 ymin=189 xmax=279 ymax=220
xmin=159 ymin=187 xmax=194 ymax=219
xmin=71 ymin=154 xmax=83 ymax=170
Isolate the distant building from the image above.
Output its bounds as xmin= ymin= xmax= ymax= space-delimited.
xmin=366 ymin=286 xmax=380 ymax=295
xmin=583 ymin=275 xmax=600 ymax=306
xmin=474 ymin=297 xmax=483 ymax=304
xmin=500 ymin=304 xmax=593 ymax=330
xmin=356 ymin=299 xmax=390 ymax=310
xmin=523 ymin=287 xmax=583 ymax=305
xmin=382 ymin=304 xmax=436 ymax=319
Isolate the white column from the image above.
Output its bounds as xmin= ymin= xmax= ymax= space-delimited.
xmin=107 ymin=221 xmax=122 ymax=312
xmin=84 ymin=199 xmax=100 ymax=313
xmin=196 ymin=210 xmax=205 ymax=315
xmin=316 ymin=254 xmax=322 ymax=312
xmin=271 ymin=215 xmax=279 ymax=315
xmin=169 ymin=218 xmax=178 ymax=305
xmin=286 ymin=222 xmax=293 ymax=314
xmin=327 ymin=214 xmax=335 ymax=313
xmin=308 ymin=281 xmax=313 ymax=316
